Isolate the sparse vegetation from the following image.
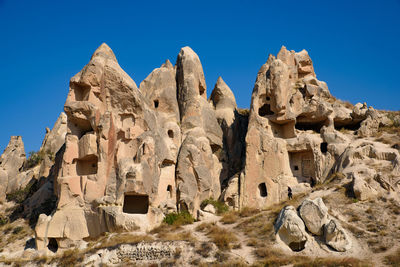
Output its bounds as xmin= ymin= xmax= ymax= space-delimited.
xmin=163 ymin=211 xmax=194 ymax=226
xmin=206 ymin=224 xmax=238 ymax=250
xmin=6 ymin=182 xmax=35 ymax=204
xmin=196 ymin=242 xmax=214 ymax=257
xmin=220 ymin=210 xmax=239 ymax=224
xmin=25 ymin=149 xmax=55 ymax=169
xmin=0 ymin=214 xmax=8 ymax=226
xmin=384 ymin=248 xmax=400 ymax=266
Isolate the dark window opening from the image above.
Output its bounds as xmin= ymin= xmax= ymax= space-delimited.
xmin=76 ymin=156 xmax=98 ymax=176
xmin=47 ymin=238 xmax=58 ymax=253
xmin=258 ymin=183 xmax=268 ymax=197
xmin=154 ymin=100 xmax=159 ymax=108
xmin=199 ymin=85 xmax=205 ymax=96
xmin=295 ymin=120 xmax=326 ymax=133
xmin=289 ymin=241 xmax=306 ymax=252
xmin=334 ymin=120 xmax=362 ymax=131
xmin=258 ymin=103 xmax=274 ymax=117
xmin=123 ymin=194 xmax=149 ymax=214
xmin=168 ymin=130 xmax=174 ymax=138
xmin=167 ymin=185 xmax=173 ymax=198
xmin=320 ymin=142 xmax=328 ymax=153
xmin=266 ymin=96 xmax=271 ymax=101
xmin=294 ymin=165 xmax=299 ymax=171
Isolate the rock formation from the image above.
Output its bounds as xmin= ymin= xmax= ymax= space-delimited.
xmin=275 ymin=198 xmax=352 ymax=252
xmin=1 ymin=43 xmax=397 ymax=255
xmin=0 ymin=136 xmax=27 ymax=202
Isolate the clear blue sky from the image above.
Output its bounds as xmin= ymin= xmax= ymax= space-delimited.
xmin=0 ymin=0 xmax=399 ymax=154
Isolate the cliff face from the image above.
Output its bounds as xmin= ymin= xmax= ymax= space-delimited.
xmin=1 ymin=44 xmax=398 ymax=252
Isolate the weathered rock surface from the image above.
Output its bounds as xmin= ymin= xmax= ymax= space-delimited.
xmin=299 ymin=197 xmax=329 ymax=235
xmin=274 ymin=206 xmax=308 ymax=251
xmin=324 ymin=219 xmax=352 ymax=252
xmin=0 ymin=136 xmax=26 ymax=201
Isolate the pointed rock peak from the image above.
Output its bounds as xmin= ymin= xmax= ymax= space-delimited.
xmin=210 ymin=76 xmax=236 ymax=110
xmin=179 ymin=46 xmax=197 ymax=58
xmin=177 ymin=46 xmax=203 ymax=69
xmin=278 ymin=45 xmax=288 ymax=54
xmin=277 ymin=45 xmax=295 ymax=66
xmin=90 ymin=43 xmax=117 ymax=62
xmin=161 ymin=59 xmax=173 ymax=69
xmin=176 ymin=46 xmax=207 ymax=98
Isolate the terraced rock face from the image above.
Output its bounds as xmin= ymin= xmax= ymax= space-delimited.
xmin=0 ymin=43 xmax=394 ymax=251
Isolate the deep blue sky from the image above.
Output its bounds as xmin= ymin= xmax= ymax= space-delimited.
xmin=0 ymin=0 xmax=399 ymax=154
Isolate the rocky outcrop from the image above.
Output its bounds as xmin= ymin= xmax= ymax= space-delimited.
xmin=175 ymin=47 xmax=223 ymax=215
xmin=0 ymin=136 xmax=27 ymax=201
xmin=333 ymin=139 xmax=400 ymax=200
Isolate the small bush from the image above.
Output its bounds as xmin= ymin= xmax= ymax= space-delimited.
xmin=201 ymin=198 xmax=229 ymax=215
xmin=0 ymin=215 xmax=9 ymax=226
xmin=163 ymin=211 xmax=194 ymax=226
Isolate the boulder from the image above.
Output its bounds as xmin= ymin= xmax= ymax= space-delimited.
xmin=299 ymin=198 xmax=329 ymax=235
xmin=324 ymin=219 xmax=352 ymax=252
xmin=274 ymin=206 xmax=308 ymax=251
xmin=351 ymin=173 xmax=378 ymax=201
xmin=203 ymin=203 xmax=216 ymax=214
xmin=197 ymin=209 xmax=218 ymax=221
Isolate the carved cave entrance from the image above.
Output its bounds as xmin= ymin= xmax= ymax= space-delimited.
xmin=289 ymin=150 xmax=315 ymax=185
xmin=258 ymin=183 xmax=268 ymax=197
xmin=123 ymin=194 xmax=149 ymax=214
xmin=47 ymin=238 xmax=58 ymax=253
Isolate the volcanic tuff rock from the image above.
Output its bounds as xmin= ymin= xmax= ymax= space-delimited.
xmin=275 ymin=198 xmax=352 ymax=252
xmin=1 ymin=43 xmax=398 ymax=255
xmin=0 ymin=136 xmax=26 ymax=201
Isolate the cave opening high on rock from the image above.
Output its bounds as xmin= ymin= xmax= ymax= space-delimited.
xmin=123 ymin=194 xmax=149 ymax=214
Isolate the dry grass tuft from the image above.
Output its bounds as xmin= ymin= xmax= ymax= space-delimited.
xmin=206 ymin=225 xmax=238 ymax=251
xmin=220 ymin=210 xmax=239 ymax=224
xmin=157 ymin=230 xmax=196 ymax=243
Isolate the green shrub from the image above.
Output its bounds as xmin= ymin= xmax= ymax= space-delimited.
xmin=163 ymin=211 xmax=194 ymax=226
xmin=6 ymin=182 xmax=35 ymax=204
xmin=0 ymin=215 xmax=8 ymax=226
xmin=201 ymin=198 xmax=229 ymax=215
xmin=25 ymin=150 xmax=55 ymax=169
